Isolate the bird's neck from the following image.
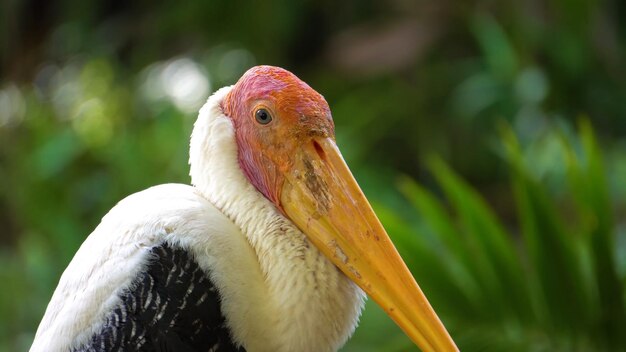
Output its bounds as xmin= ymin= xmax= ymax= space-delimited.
xmin=189 ymin=87 xmax=364 ymax=352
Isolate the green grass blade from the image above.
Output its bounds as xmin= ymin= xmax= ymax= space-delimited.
xmin=397 ymin=176 xmax=483 ymax=315
xmin=426 ymin=156 xmax=531 ymax=323
xmin=562 ymin=119 xmax=625 ymax=348
xmin=501 ymin=126 xmax=592 ymax=333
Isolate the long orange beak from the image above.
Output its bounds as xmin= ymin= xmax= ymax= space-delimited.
xmin=280 ymin=137 xmax=458 ymax=352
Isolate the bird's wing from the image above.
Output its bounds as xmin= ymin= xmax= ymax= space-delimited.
xmin=30 ymin=184 xmax=251 ymax=352
xmin=73 ymin=243 xmax=243 ymax=352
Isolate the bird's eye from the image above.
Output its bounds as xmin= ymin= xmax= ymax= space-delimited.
xmin=255 ymin=109 xmax=272 ymax=125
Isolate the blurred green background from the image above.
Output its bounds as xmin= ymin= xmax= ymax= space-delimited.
xmin=1 ymin=0 xmax=626 ymax=351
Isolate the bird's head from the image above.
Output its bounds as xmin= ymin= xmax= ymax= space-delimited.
xmin=221 ymin=65 xmax=334 ymax=208
xmin=221 ymin=65 xmax=457 ymax=352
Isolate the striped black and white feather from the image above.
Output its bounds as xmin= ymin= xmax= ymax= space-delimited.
xmin=75 ymin=244 xmax=242 ymax=352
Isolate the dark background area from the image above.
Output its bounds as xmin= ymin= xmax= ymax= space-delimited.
xmin=1 ymin=0 xmax=625 ymax=351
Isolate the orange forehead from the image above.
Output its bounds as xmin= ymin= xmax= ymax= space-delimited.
xmin=222 ymin=65 xmax=334 ymax=135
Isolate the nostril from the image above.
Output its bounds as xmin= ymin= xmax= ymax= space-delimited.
xmin=313 ymin=140 xmax=326 ymax=161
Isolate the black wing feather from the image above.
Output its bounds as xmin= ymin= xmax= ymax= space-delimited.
xmin=75 ymin=243 xmax=245 ymax=352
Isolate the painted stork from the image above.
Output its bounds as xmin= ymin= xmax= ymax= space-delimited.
xmin=31 ymin=66 xmax=457 ymax=352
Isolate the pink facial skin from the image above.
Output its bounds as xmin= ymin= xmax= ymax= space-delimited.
xmin=221 ymin=66 xmax=335 ymax=211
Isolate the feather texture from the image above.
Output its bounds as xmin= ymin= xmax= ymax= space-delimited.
xmin=74 ymin=244 xmax=242 ymax=352
xmin=32 ymin=85 xmax=365 ymax=352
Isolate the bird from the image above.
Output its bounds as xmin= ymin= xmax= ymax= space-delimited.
xmin=31 ymin=65 xmax=457 ymax=352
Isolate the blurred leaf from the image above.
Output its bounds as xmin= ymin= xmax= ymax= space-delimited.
xmin=397 ymin=176 xmax=481 ymax=316
xmin=501 ymin=124 xmax=593 ymax=333
xmin=31 ymin=129 xmax=83 ymax=179
xmin=471 ymin=15 xmax=518 ymax=80
xmin=427 ymin=156 xmax=530 ymax=323
xmin=561 ymin=119 xmax=625 ymax=348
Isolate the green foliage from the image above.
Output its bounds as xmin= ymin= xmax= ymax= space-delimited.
xmin=346 ymin=122 xmax=625 ymax=351
xmin=2 ymin=0 xmax=626 ymax=351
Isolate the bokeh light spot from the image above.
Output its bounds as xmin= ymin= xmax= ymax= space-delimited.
xmin=0 ymin=85 xmax=26 ymax=127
